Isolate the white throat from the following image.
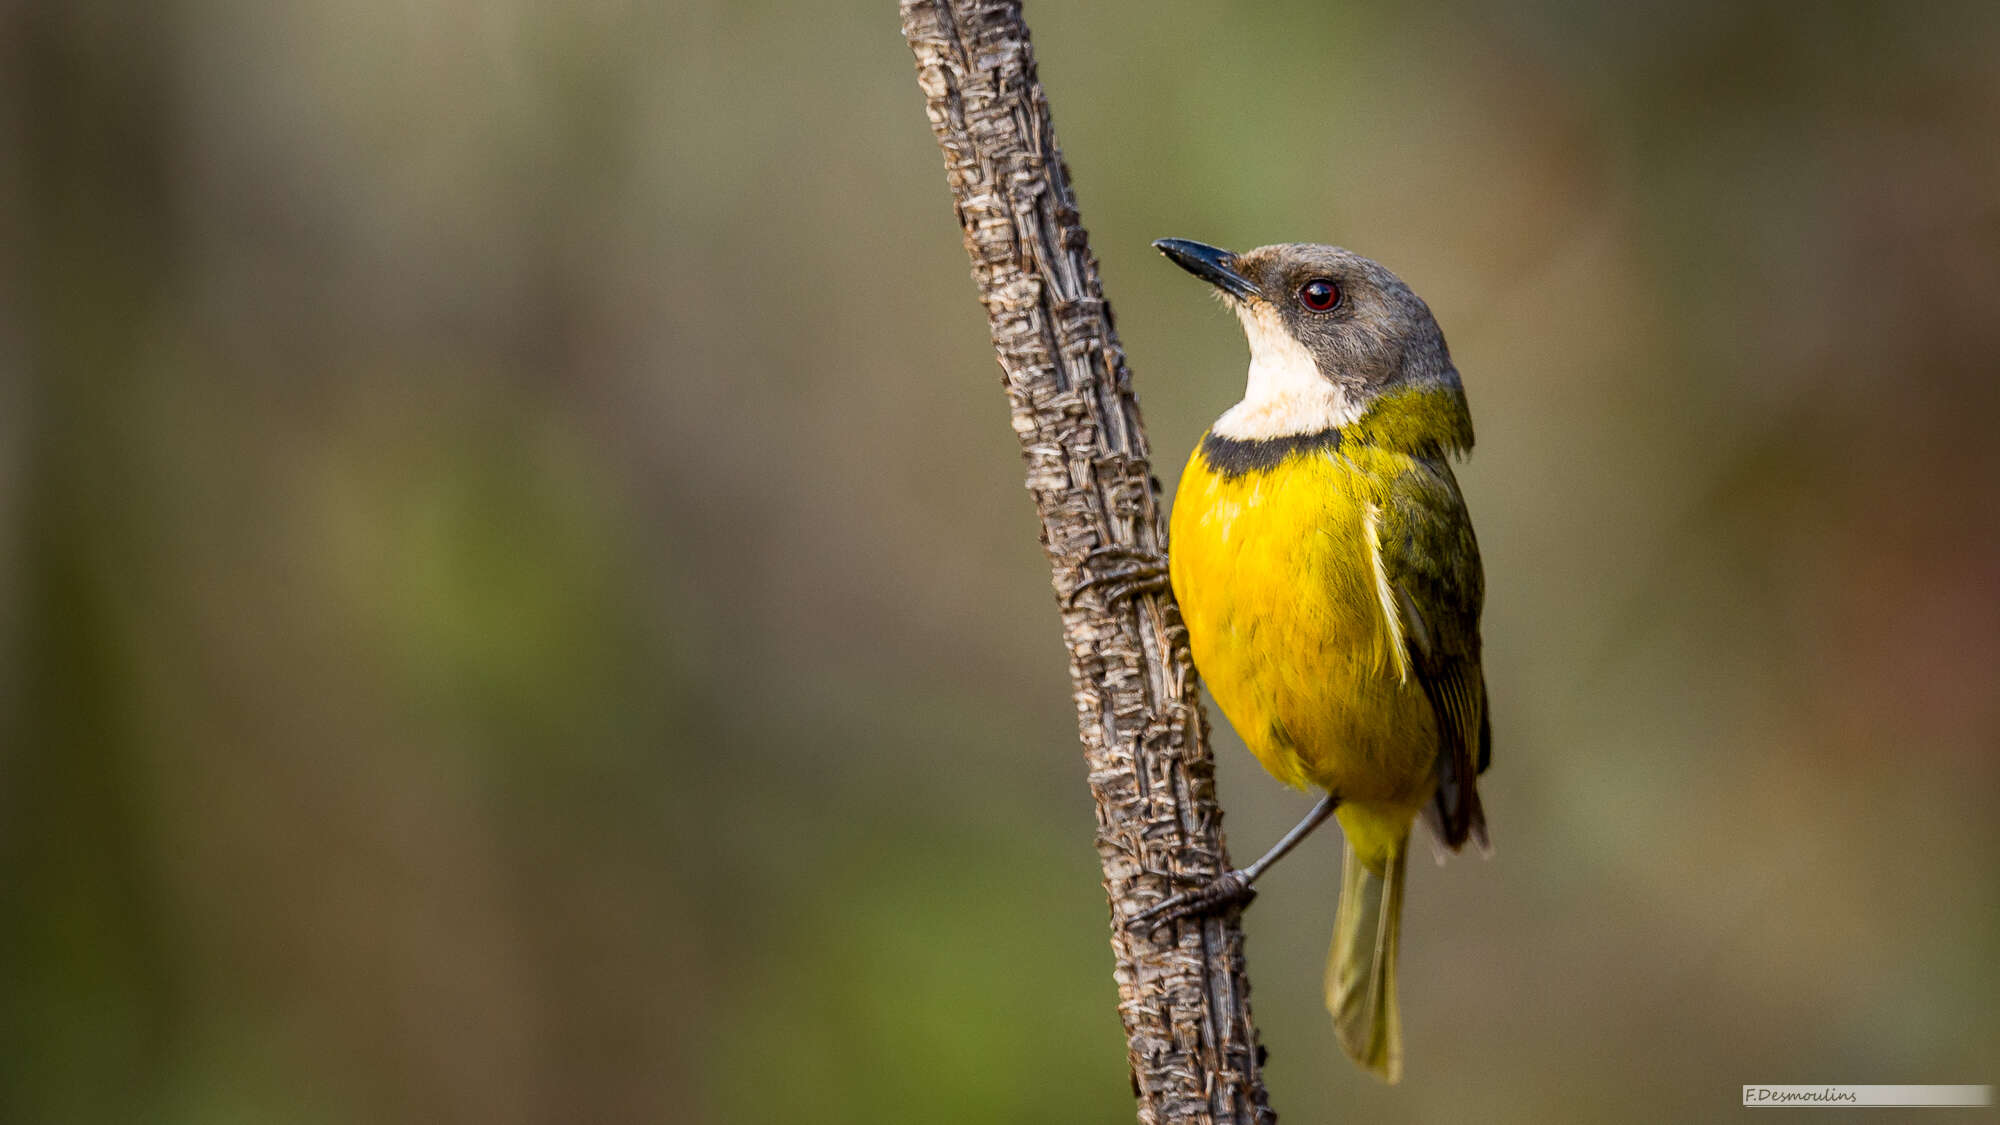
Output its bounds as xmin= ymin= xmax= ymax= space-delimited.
xmin=1210 ymin=302 xmax=1361 ymax=441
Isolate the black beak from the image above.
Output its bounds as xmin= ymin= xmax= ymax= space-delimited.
xmin=1153 ymin=238 xmax=1257 ymax=300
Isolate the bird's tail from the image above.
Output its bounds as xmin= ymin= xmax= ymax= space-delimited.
xmin=1326 ymin=825 xmax=1408 ymax=1083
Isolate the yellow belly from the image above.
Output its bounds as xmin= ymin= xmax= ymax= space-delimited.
xmin=1169 ymin=440 xmax=1438 ymax=814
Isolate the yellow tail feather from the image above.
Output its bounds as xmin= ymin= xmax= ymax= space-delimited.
xmin=1327 ymin=832 xmax=1407 ymax=1083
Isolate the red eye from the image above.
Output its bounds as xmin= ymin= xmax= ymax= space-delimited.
xmin=1298 ymin=278 xmax=1340 ymax=311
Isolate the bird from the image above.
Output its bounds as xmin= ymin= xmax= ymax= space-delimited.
xmin=1134 ymin=238 xmax=1491 ymax=1083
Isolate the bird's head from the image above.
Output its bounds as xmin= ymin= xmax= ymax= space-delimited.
xmin=1154 ymin=239 xmax=1464 ymax=445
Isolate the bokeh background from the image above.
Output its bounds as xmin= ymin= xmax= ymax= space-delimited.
xmin=6 ymin=1 xmax=1999 ymax=1122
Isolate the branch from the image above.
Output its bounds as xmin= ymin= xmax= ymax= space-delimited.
xmin=899 ymin=3 xmax=1275 ymax=1122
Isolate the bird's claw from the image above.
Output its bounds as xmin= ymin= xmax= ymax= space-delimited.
xmin=1125 ymin=869 xmax=1257 ymax=933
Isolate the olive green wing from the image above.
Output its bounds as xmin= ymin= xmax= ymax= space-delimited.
xmin=1378 ymin=457 xmax=1490 ymax=851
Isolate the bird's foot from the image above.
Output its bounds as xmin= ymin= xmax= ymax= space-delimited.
xmin=1125 ymin=868 xmax=1257 ymax=933
xmin=1068 ymin=544 xmax=1171 ymax=608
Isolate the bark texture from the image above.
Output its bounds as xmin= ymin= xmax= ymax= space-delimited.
xmin=900 ymin=3 xmax=1274 ymax=1122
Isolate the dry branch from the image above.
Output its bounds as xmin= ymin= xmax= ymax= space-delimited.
xmin=899 ymin=3 xmax=1275 ymax=1122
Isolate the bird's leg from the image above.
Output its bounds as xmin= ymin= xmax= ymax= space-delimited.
xmin=1126 ymin=792 xmax=1340 ymax=933
xmin=1067 ymin=543 xmax=1172 ymax=608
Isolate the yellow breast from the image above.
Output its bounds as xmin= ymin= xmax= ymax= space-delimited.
xmin=1169 ymin=437 xmax=1437 ymax=809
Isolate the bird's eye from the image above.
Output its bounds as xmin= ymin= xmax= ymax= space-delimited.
xmin=1298 ymin=278 xmax=1341 ymax=311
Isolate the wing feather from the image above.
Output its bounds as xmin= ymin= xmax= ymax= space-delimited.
xmin=1380 ymin=457 xmax=1490 ymax=852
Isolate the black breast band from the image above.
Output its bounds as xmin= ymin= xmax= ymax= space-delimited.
xmin=1199 ymin=428 xmax=1343 ymax=478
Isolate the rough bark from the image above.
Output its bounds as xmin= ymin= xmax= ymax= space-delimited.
xmin=900 ymin=3 xmax=1274 ymax=1122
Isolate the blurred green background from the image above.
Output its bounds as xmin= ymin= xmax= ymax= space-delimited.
xmin=6 ymin=1 xmax=1998 ymax=1122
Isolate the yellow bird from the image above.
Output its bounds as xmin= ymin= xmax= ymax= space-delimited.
xmin=1135 ymin=239 xmax=1490 ymax=1083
